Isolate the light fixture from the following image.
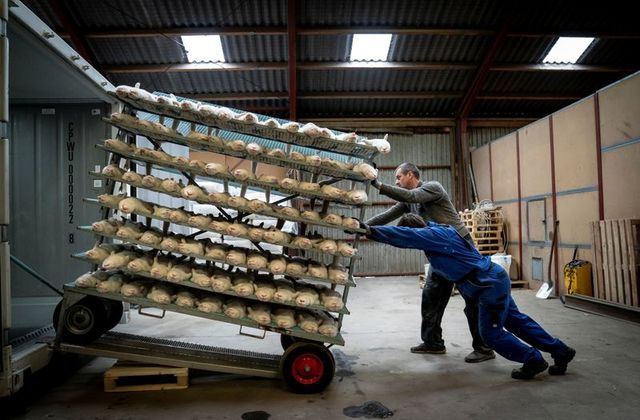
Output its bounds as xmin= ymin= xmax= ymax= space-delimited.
xmin=543 ymin=37 xmax=595 ymax=64
xmin=350 ymin=34 xmax=393 ymax=61
xmin=181 ymin=35 xmax=225 ymax=63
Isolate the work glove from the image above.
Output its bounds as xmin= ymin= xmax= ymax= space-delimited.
xmin=344 ymin=219 xmax=370 ymax=235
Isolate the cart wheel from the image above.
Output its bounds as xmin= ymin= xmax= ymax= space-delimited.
xmin=280 ymin=334 xmax=314 ymax=351
xmin=101 ymin=299 xmax=123 ymax=331
xmin=58 ymin=296 xmax=108 ymax=344
xmin=280 ymin=342 xmax=335 ymax=394
xmin=52 ymin=300 xmax=62 ymax=331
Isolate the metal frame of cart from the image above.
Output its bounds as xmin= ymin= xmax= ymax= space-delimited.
xmin=52 ymin=87 xmax=379 ymax=393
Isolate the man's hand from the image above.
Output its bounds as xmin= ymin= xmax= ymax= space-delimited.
xmin=371 ymin=178 xmax=381 ymax=189
xmin=344 ymin=219 xmax=371 ymax=235
xmin=359 ymin=220 xmax=371 ymax=234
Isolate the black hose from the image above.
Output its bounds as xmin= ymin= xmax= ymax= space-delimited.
xmin=10 ymin=255 xmax=64 ymax=297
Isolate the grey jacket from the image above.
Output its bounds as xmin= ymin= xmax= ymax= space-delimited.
xmin=365 ymin=181 xmax=469 ymax=237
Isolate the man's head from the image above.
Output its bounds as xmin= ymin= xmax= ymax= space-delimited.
xmin=394 ymin=163 xmax=420 ymax=189
xmin=397 ymin=213 xmax=427 ymax=228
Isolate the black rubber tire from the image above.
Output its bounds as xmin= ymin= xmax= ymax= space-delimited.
xmin=57 ymin=296 xmax=108 ymax=344
xmin=52 ymin=300 xmax=63 ymax=332
xmin=280 ymin=342 xmax=335 ymax=394
xmin=101 ymin=299 xmax=124 ymax=331
xmin=280 ymin=334 xmax=317 ymax=351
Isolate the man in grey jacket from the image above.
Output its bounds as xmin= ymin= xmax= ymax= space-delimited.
xmin=366 ymin=163 xmax=495 ymax=363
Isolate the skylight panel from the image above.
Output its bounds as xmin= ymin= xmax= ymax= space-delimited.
xmin=350 ymin=34 xmax=393 ymax=61
xmin=181 ymin=35 xmax=225 ymax=63
xmin=543 ymin=37 xmax=595 ymax=64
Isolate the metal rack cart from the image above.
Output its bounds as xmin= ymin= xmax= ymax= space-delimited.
xmin=52 ymin=87 xmax=381 ymax=393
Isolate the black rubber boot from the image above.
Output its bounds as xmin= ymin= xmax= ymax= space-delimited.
xmin=464 ymin=350 xmax=496 ymax=363
xmin=410 ymin=343 xmax=446 ymax=354
xmin=549 ymin=347 xmax=576 ymax=375
xmin=511 ymin=359 xmax=549 ymax=380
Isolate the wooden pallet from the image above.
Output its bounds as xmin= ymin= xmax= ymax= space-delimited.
xmin=477 ymin=245 xmax=505 ymax=255
xmin=473 ymin=238 xmax=503 ymax=245
xmin=510 ymin=280 xmax=529 ymax=289
xmin=466 ymin=223 xmax=504 ymax=231
xmin=460 ymin=209 xmax=503 ymax=221
xmin=104 ymin=362 xmax=189 ymax=392
xmin=591 ymin=219 xmax=640 ymax=307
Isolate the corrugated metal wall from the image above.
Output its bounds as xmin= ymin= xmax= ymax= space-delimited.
xmin=468 ymin=127 xmax=517 ymax=149
xmin=9 ymin=104 xmax=110 ymax=300
xmin=312 ymin=132 xmax=452 ymax=275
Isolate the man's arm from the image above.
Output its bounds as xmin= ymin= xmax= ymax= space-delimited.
xmin=377 ymin=182 xmax=443 ymax=204
xmin=365 ymin=202 xmax=407 ymax=226
xmin=367 ymin=225 xmax=441 ymax=252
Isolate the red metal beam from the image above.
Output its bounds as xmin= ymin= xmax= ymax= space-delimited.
xmin=287 ymin=0 xmax=297 ymax=121
xmin=488 ymin=140 xmax=494 ymax=201
xmin=457 ymin=23 xmax=509 ymax=118
xmin=49 ymin=0 xmax=102 ymax=74
xmin=594 ymin=92 xmax=605 ymax=220
xmin=454 ymin=22 xmax=508 ymax=210
xmin=516 ymin=131 xmax=523 ymax=281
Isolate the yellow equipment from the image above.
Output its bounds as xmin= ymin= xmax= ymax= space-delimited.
xmin=564 ymin=259 xmax=593 ymax=296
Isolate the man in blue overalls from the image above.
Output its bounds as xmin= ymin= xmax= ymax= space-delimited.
xmin=367 ymin=163 xmax=494 ymax=363
xmin=364 ymin=214 xmax=576 ymax=379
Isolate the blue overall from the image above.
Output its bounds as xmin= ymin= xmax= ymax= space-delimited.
xmin=368 ymin=223 xmax=571 ymax=364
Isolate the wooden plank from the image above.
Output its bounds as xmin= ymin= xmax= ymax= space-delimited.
xmin=592 ymin=221 xmax=604 ymax=299
xmin=104 ymin=363 xmax=189 ymax=393
xmin=603 ymin=220 xmax=618 ymax=302
xmin=470 ymin=231 xmax=502 ymax=238
xmin=628 ymin=220 xmax=639 ymax=306
xmin=619 ymin=220 xmax=632 ymax=305
xmin=611 ymin=220 xmax=625 ymax=304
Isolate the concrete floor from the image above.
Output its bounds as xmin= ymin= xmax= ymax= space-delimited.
xmin=8 ymin=276 xmax=640 ymax=419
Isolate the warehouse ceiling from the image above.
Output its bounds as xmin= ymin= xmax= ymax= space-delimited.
xmin=16 ymin=0 xmax=640 ymax=122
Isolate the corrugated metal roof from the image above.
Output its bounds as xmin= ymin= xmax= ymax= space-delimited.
xmin=495 ymin=37 xmax=555 ymax=64
xmin=65 ymin=0 xmax=287 ymax=28
xmin=298 ymin=35 xmax=351 ymax=62
xmin=298 ymin=0 xmax=502 ymax=27
xmin=299 ymin=98 xmax=459 ymax=118
xmin=19 ymin=0 xmax=640 ymax=121
xmin=483 ymin=71 xmax=626 ymax=95
xmin=90 ymin=37 xmax=186 ymax=65
xmin=390 ymin=35 xmax=491 ymax=62
xmin=472 ymin=99 xmax=575 ymax=119
xmin=298 ymin=69 xmax=473 ymax=92
xmin=109 ymin=70 xmax=288 ymax=94
xmin=222 ymin=35 xmax=287 ymax=62
xmin=581 ymin=39 xmax=640 ymax=66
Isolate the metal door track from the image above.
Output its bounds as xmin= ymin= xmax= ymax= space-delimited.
xmin=54 ymin=331 xmax=282 ymax=378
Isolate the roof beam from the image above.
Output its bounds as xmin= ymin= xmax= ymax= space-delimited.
xmin=103 ymin=61 xmax=633 ymax=74
xmin=303 ymin=117 xmax=533 ymax=129
xmin=287 ymin=0 xmax=297 ymax=121
xmin=49 ymin=0 xmax=103 ymax=73
xmin=64 ymin=26 xmax=640 ymax=39
xmin=185 ymin=91 xmax=579 ymax=101
xmin=458 ymin=23 xmax=509 ymax=118
xmin=492 ymin=63 xmax=637 ymax=73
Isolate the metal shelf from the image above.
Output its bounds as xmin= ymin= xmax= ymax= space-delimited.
xmin=109 ymin=90 xmax=379 ymax=161
xmin=70 ymin=255 xmax=350 ymax=315
xmin=103 ymin=117 xmax=373 ymax=183
xmin=89 ymin=171 xmax=368 ymax=235
xmin=77 ymin=226 xmax=357 ymax=287
xmin=98 ymin=143 xmax=370 ymax=206
xmin=84 ymin=197 xmax=361 ymax=260
xmin=63 ymin=283 xmax=345 ymax=346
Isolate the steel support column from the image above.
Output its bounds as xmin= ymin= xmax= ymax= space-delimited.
xmin=287 ymin=0 xmax=297 ymax=121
